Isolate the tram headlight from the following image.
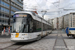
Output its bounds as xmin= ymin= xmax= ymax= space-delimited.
xmin=11 ymin=34 xmax=13 ymax=35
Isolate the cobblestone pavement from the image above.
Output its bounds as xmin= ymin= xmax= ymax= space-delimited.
xmin=0 ymin=30 xmax=75 ymax=50
xmin=0 ymin=38 xmax=14 ymax=49
xmin=62 ymin=33 xmax=75 ymax=50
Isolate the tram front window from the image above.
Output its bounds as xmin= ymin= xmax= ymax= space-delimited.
xmin=12 ymin=14 xmax=28 ymax=33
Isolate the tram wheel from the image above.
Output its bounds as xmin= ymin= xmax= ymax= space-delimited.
xmin=72 ymin=35 xmax=75 ymax=38
xmin=36 ymin=35 xmax=41 ymax=41
xmin=67 ymin=34 xmax=69 ymax=36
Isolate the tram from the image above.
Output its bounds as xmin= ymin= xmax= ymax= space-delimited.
xmin=11 ymin=11 xmax=52 ymax=42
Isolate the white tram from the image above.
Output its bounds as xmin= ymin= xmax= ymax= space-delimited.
xmin=11 ymin=11 xmax=52 ymax=42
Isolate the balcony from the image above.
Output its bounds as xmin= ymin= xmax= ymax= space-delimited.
xmin=11 ymin=0 xmax=23 ymax=8
xmin=0 ymin=22 xmax=8 ymax=26
xmin=17 ymin=0 xmax=23 ymax=4
xmin=2 ymin=0 xmax=23 ymax=11
xmin=0 ymin=16 xmax=9 ymax=20
xmin=1 ymin=4 xmax=16 ymax=12
xmin=3 ymin=23 xmax=8 ymax=25
xmin=0 ymin=16 xmax=13 ymax=21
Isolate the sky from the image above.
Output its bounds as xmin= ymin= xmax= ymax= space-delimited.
xmin=23 ymin=0 xmax=75 ymax=20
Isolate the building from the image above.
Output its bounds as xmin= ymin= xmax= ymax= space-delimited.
xmin=48 ymin=19 xmax=54 ymax=29
xmin=57 ymin=12 xmax=75 ymax=29
xmin=48 ymin=19 xmax=53 ymax=24
xmin=52 ymin=18 xmax=58 ymax=29
xmin=63 ymin=13 xmax=75 ymax=28
xmin=58 ymin=17 xmax=64 ymax=29
xmin=63 ymin=14 xmax=69 ymax=29
xmin=0 ymin=0 xmax=23 ymax=27
xmin=49 ymin=12 xmax=75 ymax=30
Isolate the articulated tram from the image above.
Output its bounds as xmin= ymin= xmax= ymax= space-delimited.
xmin=11 ymin=11 xmax=52 ymax=42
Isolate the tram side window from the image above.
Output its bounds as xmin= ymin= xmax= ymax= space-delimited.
xmin=43 ymin=23 xmax=46 ymax=31
xmin=33 ymin=20 xmax=41 ymax=32
xmin=33 ymin=20 xmax=36 ymax=32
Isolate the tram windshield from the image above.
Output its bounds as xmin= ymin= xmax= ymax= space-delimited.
xmin=12 ymin=13 xmax=28 ymax=33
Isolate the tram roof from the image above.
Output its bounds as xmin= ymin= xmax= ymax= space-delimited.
xmin=15 ymin=11 xmax=51 ymax=26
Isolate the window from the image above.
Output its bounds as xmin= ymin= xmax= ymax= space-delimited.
xmin=4 ymin=2 xmax=9 ymax=7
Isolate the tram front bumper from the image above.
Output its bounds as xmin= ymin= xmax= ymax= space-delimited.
xmin=11 ymin=39 xmax=33 ymax=42
xmin=11 ymin=38 xmax=37 ymax=42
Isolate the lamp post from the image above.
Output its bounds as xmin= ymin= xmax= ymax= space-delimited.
xmin=41 ymin=10 xmax=47 ymax=35
xmin=9 ymin=0 xmax=11 ymax=27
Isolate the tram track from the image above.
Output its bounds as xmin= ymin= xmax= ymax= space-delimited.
xmin=53 ymin=31 xmax=69 ymax=50
xmin=2 ymin=42 xmax=34 ymax=50
xmin=0 ymin=42 xmax=14 ymax=44
xmin=61 ymin=34 xmax=69 ymax=50
xmin=3 ymin=45 xmax=24 ymax=50
xmin=53 ymin=33 xmax=58 ymax=50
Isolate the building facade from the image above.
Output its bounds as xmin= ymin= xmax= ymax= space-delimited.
xmin=52 ymin=18 xmax=58 ymax=29
xmin=58 ymin=17 xmax=64 ymax=29
xmin=48 ymin=19 xmax=53 ymax=24
xmin=0 ymin=0 xmax=23 ymax=27
xmin=63 ymin=13 xmax=75 ymax=28
xmin=48 ymin=19 xmax=54 ymax=29
xmin=63 ymin=14 xmax=69 ymax=28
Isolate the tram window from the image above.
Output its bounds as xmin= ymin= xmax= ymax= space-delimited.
xmin=33 ymin=20 xmax=42 ymax=32
xmin=27 ymin=17 xmax=33 ymax=33
xmin=23 ymin=25 xmax=28 ymax=33
xmin=22 ymin=18 xmax=27 ymax=24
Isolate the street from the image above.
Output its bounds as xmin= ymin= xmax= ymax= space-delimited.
xmin=0 ymin=30 xmax=74 ymax=50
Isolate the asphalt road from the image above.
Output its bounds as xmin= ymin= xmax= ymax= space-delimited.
xmin=0 ymin=30 xmax=75 ymax=50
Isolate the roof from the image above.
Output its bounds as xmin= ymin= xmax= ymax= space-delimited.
xmin=15 ymin=11 xmax=51 ymax=26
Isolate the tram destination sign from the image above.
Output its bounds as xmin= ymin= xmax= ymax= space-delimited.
xmin=13 ymin=14 xmax=27 ymax=17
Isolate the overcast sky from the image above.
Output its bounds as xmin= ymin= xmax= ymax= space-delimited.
xmin=23 ymin=0 xmax=75 ymax=20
